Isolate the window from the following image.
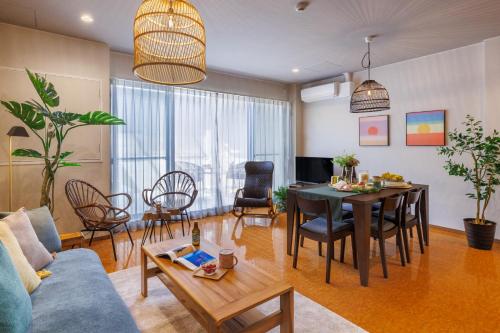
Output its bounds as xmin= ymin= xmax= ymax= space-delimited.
xmin=111 ymin=79 xmax=292 ymax=222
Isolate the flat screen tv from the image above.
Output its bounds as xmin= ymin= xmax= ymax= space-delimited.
xmin=296 ymin=157 xmax=333 ymax=183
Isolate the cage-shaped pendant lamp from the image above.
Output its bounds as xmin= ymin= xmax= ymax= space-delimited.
xmin=350 ymin=37 xmax=390 ymax=113
xmin=133 ymin=0 xmax=206 ymax=85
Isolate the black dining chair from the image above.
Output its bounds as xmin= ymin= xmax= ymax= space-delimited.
xmin=293 ymin=196 xmax=357 ymax=284
xmin=383 ymin=189 xmax=424 ymax=263
xmin=346 ymin=194 xmax=406 ymax=278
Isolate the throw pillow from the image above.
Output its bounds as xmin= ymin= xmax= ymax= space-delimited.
xmin=0 ymin=223 xmax=41 ymax=293
xmin=1 ymin=209 xmax=53 ymax=270
xmin=0 ymin=240 xmax=33 ymax=333
xmin=25 ymin=206 xmax=62 ymax=253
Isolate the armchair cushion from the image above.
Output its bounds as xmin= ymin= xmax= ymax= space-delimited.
xmin=235 ymin=197 xmax=269 ymax=208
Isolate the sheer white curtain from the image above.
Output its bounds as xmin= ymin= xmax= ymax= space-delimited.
xmin=111 ymin=78 xmax=292 ymax=227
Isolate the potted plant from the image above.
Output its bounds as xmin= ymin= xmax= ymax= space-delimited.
xmin=332 ymin=153 xmax=360 ymax=183
xmin=438 ymin=115 xmax=499 ymax=250
xmin=1 ymin=69 xmax=125 ymax=213
xmin=273 ymin=186 xmax=288 ymax=213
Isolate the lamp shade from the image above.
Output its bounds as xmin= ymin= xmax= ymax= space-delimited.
xmin=7 ymin=126 xmax=29 ymax=137
xmin=133 ymin=0 xmax=206 ymax=86
xmin=350 ymin=79 xmax=390 ymax=113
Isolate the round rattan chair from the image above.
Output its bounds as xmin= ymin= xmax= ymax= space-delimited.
xmin=142 ymin=171 xmax=198 ymax=237
xmin=65 ymin=179 xmax=133 ymax=260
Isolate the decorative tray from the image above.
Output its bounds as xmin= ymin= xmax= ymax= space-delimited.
xmin=383 ymin=181 xmax=412 ymax=189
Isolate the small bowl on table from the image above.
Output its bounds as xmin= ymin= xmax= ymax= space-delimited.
xmin=201 ymin=263 xmax=217 ymax=276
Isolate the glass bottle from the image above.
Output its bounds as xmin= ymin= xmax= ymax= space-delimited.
xmin=192 ymin=221 xmax=200 ymax=247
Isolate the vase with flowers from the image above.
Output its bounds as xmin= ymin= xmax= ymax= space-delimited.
xmin=332 ymin=153 xmax=360 ymax=184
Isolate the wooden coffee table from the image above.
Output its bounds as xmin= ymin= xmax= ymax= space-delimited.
xmin=141 ymin=237 xmax=294 ymax=333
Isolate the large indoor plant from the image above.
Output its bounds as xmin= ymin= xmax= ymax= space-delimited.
xmin=1 ymin=69 xmax=125 ymax=213
xmin=273 ymin=186 xmax=288 ymax=213
xmin=438 ymin=115 xmax=499 ymax=250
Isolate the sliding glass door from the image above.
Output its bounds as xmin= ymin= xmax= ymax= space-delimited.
xmin=111 ymin=78 xmax=291 ymax=224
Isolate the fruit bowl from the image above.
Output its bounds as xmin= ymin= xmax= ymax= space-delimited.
xmin=201 ymin=263 xmax=217 ymax=275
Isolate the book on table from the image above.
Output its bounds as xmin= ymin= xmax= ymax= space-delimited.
xmin=156 ymin=244 xmax=215 ymax=270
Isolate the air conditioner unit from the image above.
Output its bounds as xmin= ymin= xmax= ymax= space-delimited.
xmin=301 ymin=81 xmax=354 ymax=103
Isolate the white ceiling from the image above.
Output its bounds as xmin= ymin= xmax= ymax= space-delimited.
xmin=2 ymin=0 xmax=500 ymax=83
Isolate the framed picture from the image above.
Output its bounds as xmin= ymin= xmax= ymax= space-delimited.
xmin=359 ymin=115 xmax=390 ymax=146
xmin=406 ymin=110 xmax=446 ymax=146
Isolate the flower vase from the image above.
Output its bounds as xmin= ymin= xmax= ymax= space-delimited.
xmin=342 ymin=166 xmax=356 ymax=184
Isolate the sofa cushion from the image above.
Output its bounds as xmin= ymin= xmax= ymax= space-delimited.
xmin=0 ymin=223 xmax=41 ymax=293
xmin=26 ymin=206 xmax=62 ymax=253
xmin=1 ymin=209 xmax=53 ymax=270
xmin=0 ymin=207 xmax=61 ymax=253
xmin=31 ymin=248 xmax=139 ymax=333
xmin=0 ymin=240 xmax=33 ymax=333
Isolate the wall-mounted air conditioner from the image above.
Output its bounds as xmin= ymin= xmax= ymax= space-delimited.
xmin=300 ymin=81 xmax=354 ymax=103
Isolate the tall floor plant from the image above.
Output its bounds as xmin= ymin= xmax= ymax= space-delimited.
xmin=1 ymin=69 xmax=125 ymax=213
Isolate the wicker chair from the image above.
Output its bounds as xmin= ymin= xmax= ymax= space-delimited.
xmin=65 ymin=179 xmax=133 ymax=260
xmin=142 ymin=171 xmax=198 ymax=237
xmin=232 ymin=161 xmax=276 ymax=219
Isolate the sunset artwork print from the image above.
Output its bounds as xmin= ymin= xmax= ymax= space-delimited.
xmin=359 ymin=115 xmax=389 ymax=146
xmin=406 ymin=110 xmax=446 ymax=146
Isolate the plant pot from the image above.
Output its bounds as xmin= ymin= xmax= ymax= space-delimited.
xmin=463 ymin=218 xmax=497 ymax=250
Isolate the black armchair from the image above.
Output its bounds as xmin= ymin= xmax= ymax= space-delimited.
xmin=232 ymin=161 xmax=276 ymax=219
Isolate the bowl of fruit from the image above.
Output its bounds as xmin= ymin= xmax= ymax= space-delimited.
xmin=201 ymin=262 xmax=218 ymax=276
xmin=380 ymin=172 xmax=411 ymax=188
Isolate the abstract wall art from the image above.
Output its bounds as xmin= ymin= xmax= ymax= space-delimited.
xmin=406 ymin=110 xmax=446 ymax=146
xmin=359 ymin=115 xmax=390 ymax=146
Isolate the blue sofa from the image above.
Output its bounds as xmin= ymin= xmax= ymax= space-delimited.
xmin=0 ymin=209 xmax=139 ymax=333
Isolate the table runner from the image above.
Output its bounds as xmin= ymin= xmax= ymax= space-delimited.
xmin=297 ymin=185 xmax=358 ymax=222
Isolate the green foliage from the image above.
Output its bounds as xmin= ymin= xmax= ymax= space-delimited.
xmin=438 ymin=115 xmax=500 ymax=224
xmin=332 ymin=153 xmax=360 ymax=167
xmin=273 ymin=186 xmax=288 ymax=212
xmin=1 ymin=69 xmax=125 ymax=213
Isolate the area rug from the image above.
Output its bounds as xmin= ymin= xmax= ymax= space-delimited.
xmin=109 ymin=267 xmax=367 ymax=332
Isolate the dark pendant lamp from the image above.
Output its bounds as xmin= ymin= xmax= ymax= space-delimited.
xmin=350 ymin=36 xmax=390 ymax=113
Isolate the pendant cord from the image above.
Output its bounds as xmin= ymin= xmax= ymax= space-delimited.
xmin=361 ymin=42 xmax=371 ymax=80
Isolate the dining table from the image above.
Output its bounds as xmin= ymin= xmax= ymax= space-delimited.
xmin=286 ymin=183 xmax=429 ymax=287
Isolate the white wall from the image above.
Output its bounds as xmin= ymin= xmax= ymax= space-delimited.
xmin=302 ymin=40 xmax=500 ymax=239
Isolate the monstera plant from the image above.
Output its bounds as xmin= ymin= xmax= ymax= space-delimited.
xmin=1 ymin=69 xmax=125 ymax=213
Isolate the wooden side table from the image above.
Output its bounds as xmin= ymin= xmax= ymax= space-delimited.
xmin=142 ymin=208 xmax=172 ymax=245
xmin=60 ymin=232 xmax=84 ymax=249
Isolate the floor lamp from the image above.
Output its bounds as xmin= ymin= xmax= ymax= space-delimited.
xmin=7 ymin=126 xmax=29 ymax=211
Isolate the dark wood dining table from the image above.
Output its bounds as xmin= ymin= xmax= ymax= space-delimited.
xmin=286 ymin=183 xmax=429 ymax=287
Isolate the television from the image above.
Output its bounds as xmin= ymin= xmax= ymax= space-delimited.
xmin=295 ymin=157 xmax=333 ymax=184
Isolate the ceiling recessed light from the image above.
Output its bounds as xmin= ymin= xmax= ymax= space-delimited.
xmin=292 ymin=68 xmax=300 ymax=73
xmin=80 ymin=14 xmax=94 ymax=23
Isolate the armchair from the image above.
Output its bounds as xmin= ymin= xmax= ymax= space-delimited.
xmin=65 ymin=179 xmax=134 ymax=260
xmin=232 ymin=161 xmax=276 ymax=219
xmin=142 ymin=171 xmax=198 ymax=237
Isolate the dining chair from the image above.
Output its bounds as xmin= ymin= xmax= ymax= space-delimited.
xmin=293 ymin=196 xmax=357 ymax=284
xmin=386 ymin=189 xmax=424 ymax=263
xmin=65 ymin=179 xmax=133 ymax=261
xmin=346 ymin=194 xmax=406 ymax=278
xmin=142 ymin=171 xmax=198 ymax=237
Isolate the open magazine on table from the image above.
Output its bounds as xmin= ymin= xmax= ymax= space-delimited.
xmin=156 ymin=244 xmax=215 ymax=270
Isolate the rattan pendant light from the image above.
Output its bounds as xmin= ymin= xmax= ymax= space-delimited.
xmin=133 ymin=0 xmax=206 ymax=85
xmin=350 ymin=36 xmax=390 ymax=113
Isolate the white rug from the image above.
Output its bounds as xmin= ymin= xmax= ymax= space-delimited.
xmin=109 ymin=267 xmax=367 ymax=333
